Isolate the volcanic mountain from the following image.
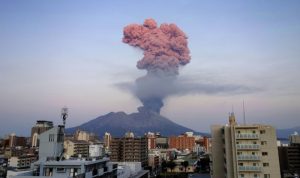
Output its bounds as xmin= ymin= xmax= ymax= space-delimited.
xmin=66 ymin=107 xmax=205 ymax=137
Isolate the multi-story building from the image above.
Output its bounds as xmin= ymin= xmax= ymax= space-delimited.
xmin=169 ymin=133 xmax=195 ymax=151
xmin=104 ymin=132 xmax=112 ymax=149
xmin=89 ymin=144 xmax=104 ymax=158
xmin=64 ymin=139 xmax=89 ymax=158
xmin=9 ymin=154 xmax=37 ymax=169
xmin=156 ymin=137 xmax=168 ymax=149
xmin=146 ymin=132 xmax=156 ymax=150
xmin=12 ymin=123 xmax=118 ymax=178
xmin=110 ymin=132 xmax=148 ymax=167
xmin=31 ymin=120 xmax=53 ymax=147
xmin=211 ymin=112 xmax=281 ymax=178
xmin=2 ymin=134 xmax=27 ymax=148
xmin=278 ymin=133 xmax=300 ymax=177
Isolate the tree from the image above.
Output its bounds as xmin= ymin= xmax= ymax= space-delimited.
xmin=167 ymin=160 xmax=176 ymax=173
xmin=161 ymin=160 xmax=167 ymax=173
xmin=181 ymin=161 xmax=189 ymax=173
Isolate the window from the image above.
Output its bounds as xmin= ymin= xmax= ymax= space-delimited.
xmin=263 ymin=163 xmax=269 ymax=167
xmin=252 ymin=130 xmax=256 ymax=134
xmin=238 ymin=163 xmax=243 ymax=166
xmin=253 ymin=163 xmax=257 ymax=166
xmin=254 ymin=174 xmax=258 ymax=177
xmin=253 ymin=141 xmax=257 ymax=144
xmin=264 ymin=174 xmax=270 ymax=178
xmin=236 ymin=142 xmax=239 ymax=144
xmin=240 ymin=174 xmax=244 ymax=177
xmin=260 ymin=130 xmax=266 ymax=134
xmin=238 ymin=131 xmax=241 ymax=134
xmin=69 ymin=168 xmax=74 ymax=176
xmin=261 ymin=141 xmax=267 ymax=145
xmin=56 ymin=168 xmax=66 ymax=173
xmin=49 ymin=134 xmax=54 ymax=142
xmin=262 ymin=152 xmax=268 ymax=156
xmin=252 ymin=152 xmax=255 ymax=155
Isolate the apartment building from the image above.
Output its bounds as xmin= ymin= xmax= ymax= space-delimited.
xmin=169 ymin=133 xmax=195 ymax=151
xmin=278 ymin=133 xmax=300 ymax=177
xmin=211 ymin=112 xmax=281 ymax=178
xmin=64 ymin=139 xmax=89 ymax=158
xmin=110 ymin=132 xmax=148 ymax=167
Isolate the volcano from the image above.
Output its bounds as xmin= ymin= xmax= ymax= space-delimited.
xmin=66 ymin=107 xmax=206 ymax=137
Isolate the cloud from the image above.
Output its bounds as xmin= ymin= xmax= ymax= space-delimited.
xmin=115 ymin=74 xmax=261 ymax=99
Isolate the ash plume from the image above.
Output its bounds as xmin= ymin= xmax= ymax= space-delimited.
xmin=123 ymin=19 xmax=191 ymax=113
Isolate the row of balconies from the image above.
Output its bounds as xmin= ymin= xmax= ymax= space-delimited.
xmin=238 ymin=166 xmax=261 ymax=172
xmin=237 ymin=155 xmax=260 ymax=161
xmin=236 ymin=144 xmax=260 ymax=150
xmin=236 ymin=134 xmax=259 ymax=140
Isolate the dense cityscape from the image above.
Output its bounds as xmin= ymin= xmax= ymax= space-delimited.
xmin=0 ymin=109 xmax=299 ymax=178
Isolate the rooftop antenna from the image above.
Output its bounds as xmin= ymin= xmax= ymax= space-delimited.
xmin=243 ymin=100 xmax=246 ymax=125
xmin=61 ymin=107 xmax=68 ymax=127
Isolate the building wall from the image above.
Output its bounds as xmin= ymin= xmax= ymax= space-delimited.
xmin=211 ymin=124 xmax=281 ymax=178
xmin=110 ymin=137 xmax=148 ymax=167
xmin=38 ymin=126 xmax=64 ymax=161
xmin=104 ymin=132 xmax=112 ymax=149
xmin=258 ymin=126 xmax=281 ymax=178
xmin=211 ymin=125 xmax=226 ymax=178
xmin=278 ymin=145 xmax=300 ymax=177
xmin=169 ymin=135 xmax=195 ymax=151
xmin=64 ymin=140 xmax=89 ymax=158
xmin=31 ymin=121 xmax=53 ymax=147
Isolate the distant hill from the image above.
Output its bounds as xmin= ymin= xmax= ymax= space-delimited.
xmin=66 ymin=107 xmax=208 ymax=137
xmin=276 ymin=126 xmax=300 ymax=139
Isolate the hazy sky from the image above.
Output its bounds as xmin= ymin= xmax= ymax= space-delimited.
xmin=1 ymin=0 xmax=300 ymax=136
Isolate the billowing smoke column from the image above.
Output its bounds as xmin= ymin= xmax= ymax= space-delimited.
xmin=123 ymin=19 xmax=191 ymax=113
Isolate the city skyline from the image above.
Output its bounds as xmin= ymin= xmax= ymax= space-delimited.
xmin=1 ymin=0 xmax=300 ymax=136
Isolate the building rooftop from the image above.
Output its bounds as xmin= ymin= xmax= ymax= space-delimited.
xmin=34 ymin=157 xmax=110 ymax=166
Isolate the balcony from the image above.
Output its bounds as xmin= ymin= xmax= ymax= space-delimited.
xmin=236 ymin=134 xmax=259 ymax=140
xmin=237 ymin=155 xmax=260 ymax=161
xmin=238 ymin=166 xmax=261 ymax=172
xmin=236 ymin=144 xmax=260 ymax=150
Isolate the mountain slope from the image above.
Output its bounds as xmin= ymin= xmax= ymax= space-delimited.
xmin=67 ymin=108 xmax=206 ymax=137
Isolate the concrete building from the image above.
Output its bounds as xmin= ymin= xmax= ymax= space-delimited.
xmin=11 ymin=124 xmax=118 ymax=178
xmin=74 ymin=129 xmax=97 ymax=142
xmin=9 ymin=154 xmax=37 ymax=169
xmin=115 ymin=162 xmax=149 ymax=178
xmin=89 ymin=144 xmax=104 ymax=158
xmin=64 ymin=139 xmax=89 ymax=158
xmin=169 ymin=133 xmax=195 ymax=151
xmin=31 ymin=120 xmax=53 ymax=147
xmin=211 ymin=112 xmax=281 ymax=178
xmin=110 ymin=133 xmax=148 ymax=167
xmin=104 ymin=132 xmax=112 ymax=149
xmin=146 ymin=132 xmax=156 ymax=150
xmin=3 ymin=134 xmax=27 ymax=148
xmin=156 ymin=137 xmax=168 ymax=149
xmin=278 ymin=133 xmax=300 ymax=177
xmin=38 ymin=125 xmax=64 ymax=161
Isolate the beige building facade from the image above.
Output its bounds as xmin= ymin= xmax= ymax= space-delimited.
xmin=64 ymin=139 xmax=89 ymax=158
xmin=211 ymin=113 xmax=281 ymax=178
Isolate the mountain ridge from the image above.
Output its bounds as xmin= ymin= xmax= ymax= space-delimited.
xmin=66 ymin=108 xmax=208 ymax=137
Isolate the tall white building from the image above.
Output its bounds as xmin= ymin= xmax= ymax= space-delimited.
xmin=38 ymin=125 xmax=64 ymax=161
xmin=211 ymin=112 xmax=281 ymax=178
